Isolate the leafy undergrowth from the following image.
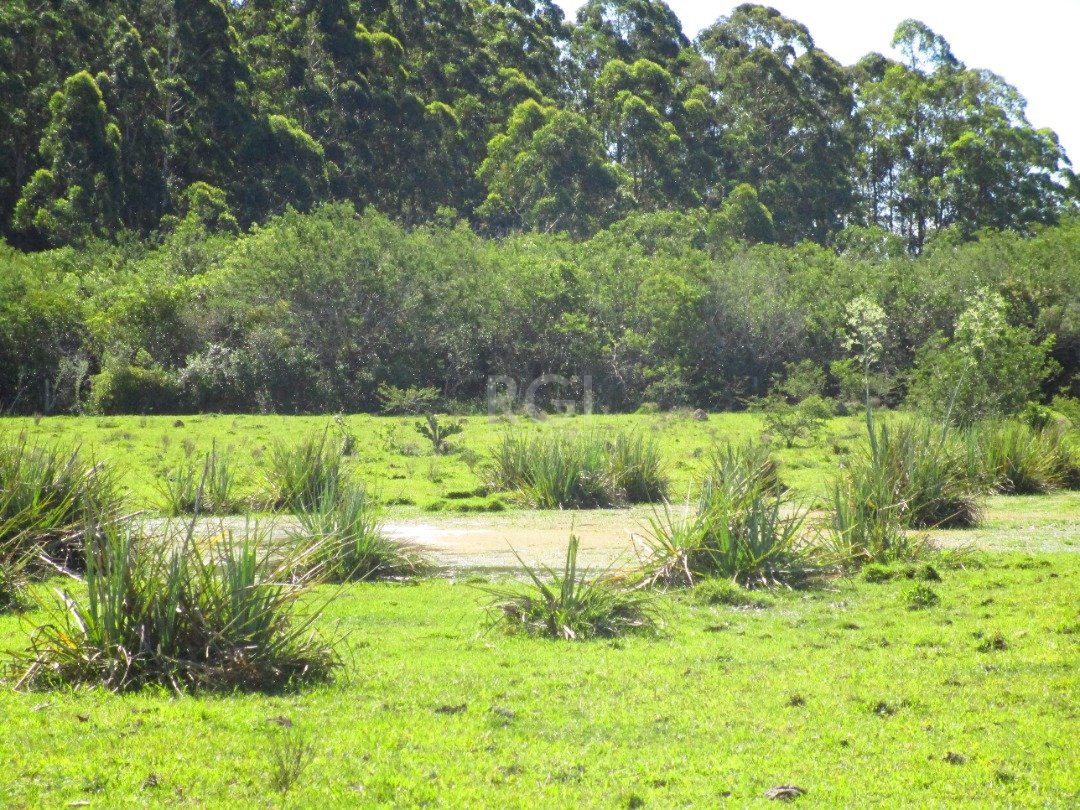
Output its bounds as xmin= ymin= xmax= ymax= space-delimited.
xmin=0 ymin=553 xmax=1077 ymax=806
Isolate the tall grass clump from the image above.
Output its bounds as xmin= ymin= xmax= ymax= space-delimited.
xmin=962 ymin=421 xmax=1079 ymax=494
xmin=485 ymin=431 xmax=613 ymax=508
xmin=702 ymin=441 xmax=783 ymax=501
xmin=823 ymin=470 xmax=929 ymax=566
xmin=16 ymin=520 xmax=339 ymax=692
xmin=159 ymin=441 xmax=244 ymax=515
xmin=823 ymin=415 xmax=981 ymax=570
xmin=292 ymin=483 xmax=428 ymax=581
xmin=608 ymin=432 xmax=669 ymax=503
xmin=268 ymin=430 xmax=345 ymax=512
xmin=0 ymin=437 xmax=121 ymax=571
xmin=0 ymin=526 xmax=34 ymax=611
xmin=484 ymin=429 xmax=667 ymax=508
xmin=853 ymin=419 xmax=980 ymax=529
xmin=484 ymin=535 xmax=656 ymax=640
xmin=637 ymin=442 xmax=814 ymax=588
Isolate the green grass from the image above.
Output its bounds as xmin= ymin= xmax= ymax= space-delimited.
xmin=0 ymin=553 xmax=1077 ymax=806
xmin=0 ymin=411 xmax=1077 ymax=805
xmin=0 ymin=412 xmax=875 ymax=514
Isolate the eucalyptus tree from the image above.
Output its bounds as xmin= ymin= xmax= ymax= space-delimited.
xmin=852 ymin=20 xmax=1076 ymax=252
xmin=13 ymin=71 xmax=122 ymax=245
xmin=697 ymin=3 xmax=856 ymax=244
xmin=477 ymin=99 xmax=625 ymax=236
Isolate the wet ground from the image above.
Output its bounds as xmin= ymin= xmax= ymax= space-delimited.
xmin=383 ymin=506 xmax=674 ymax=572
xmin=141 ymin=492 xmax=1080 ymax=575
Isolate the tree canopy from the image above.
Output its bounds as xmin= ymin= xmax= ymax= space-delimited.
xmin=0 ymin=1 xmax=1075 ymax=249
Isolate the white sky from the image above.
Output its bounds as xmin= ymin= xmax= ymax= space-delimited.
xmin=555 ymin=1 xmax=1080 ymax=165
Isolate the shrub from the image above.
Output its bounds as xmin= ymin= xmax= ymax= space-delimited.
xmin=1022 ymin=402 xmax=1070 ymax=432
xmin=903 ymin=582 xmax=940 ymax=610
xmin=1050 ymin=395 xmax=1080 ymax=428
xmin=824 ymin=472 xmax=928 ymax=567
xmin=0 ymin=437 xmax=120 ymax=571
xmin=158 ymin=441 xmax=244 ymax=515
xmin=703 ymin=441 xmax=783 ymax=500
xmin=483 ymin=535 xmax=656 ymax=640
xmin=87 ymin=352 xmax=182 ymax=415
xmin=758 ymin=394 xmax=833 ymax=448
xmin=637 ymin=445 xmax=814 ymax=588
xmin=0 ymin=526 xmax=34 ymax=611
xmin=377 ymin=384 xmax=439 ymax=415
xmin=292 ymin=484 xmax=428 ymax=581
xmin=267 ymin=430 xmax=345 ymax=512
xmin=415 ymin=413 xmax=464 ymax=455
xmin=909 ymin=290 xmax=1057 ymax=426
xmin=16 ymin=520 xmax=339 ymax=692
xmin=862 ymin=564 xmax=895 ymax=583
xmin=485 ymin=431 xmax=612 ymax=508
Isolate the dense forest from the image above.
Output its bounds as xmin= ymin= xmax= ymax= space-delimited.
xmin=1 ymin=1 xmax=1078 ymax=417
xmin=3 ymin=0 xmax=1077 ymax=249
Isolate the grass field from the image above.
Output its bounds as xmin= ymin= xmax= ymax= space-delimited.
xmin=0 ymin=412 xmax=870 ymax=514
xmin=1 ymin=413 xmax=1078 ymax=807
xmin=0 ymin=552 xmax=1077 ymax=807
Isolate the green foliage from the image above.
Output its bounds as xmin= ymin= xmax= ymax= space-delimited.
xmin=484 ymin=535 xmax=656 ymax=640
xmin=962 ymin=421 xmax=1079 ymax=495
xmin=693 ymin=579 xmax=773 ymax=608
xmin=861 ymin=564 xmax=896 ymax=584
xmin=477 ymin=100 xmax=624 ymax=236
xmin=1022 ymin=402 xmax=1070 ymax=433
xmin=484 ymin=429 xmax=668 ymax=508
xmin=706 ymin=184 xmax=776 ymax=246
xmin=759 ymin=394 xmax=834 ymax=448
xmin=0 ymin=0 xmax=1074 ymax=253
xmin=378 ymin=384 xmax=440 ymax=415
xmin=843 ymin=418 xmax=981 ymax=531
xmin=911 ymin=291 xmax=1058 ymax=425
xmin=485 ymin=430 xmax=613 ymax=508
xmin=824 ymin=473 xmax=925 ymax=567
xmin=415 ymin=414 xmax=464 ymax=455
xmin=16 ymin=521 xmax=339 ymax=691
xmin=0 ymin=527 xmax=33 ymax=612
xmin=1050 ymin=396 xmax=1080 ymax=428
xmin=4 ymin=206 xmax=1080 ymax=417
xmin=13 ymin=71 xmax=121 ymax=245
xmin=702 ymin=441 xmax=784 ymax=501
xmin=292 ymin=484 xmax=428 ymax=582
xmin=903 ymin=582 xmax=940 ymax=610
xmin=88 ymin=352 xmax=181 ymax=415
xmin=175 ymin=182 xmax=238 ymax=234
xmin=607 ymin=431 xmax=669 ymax=503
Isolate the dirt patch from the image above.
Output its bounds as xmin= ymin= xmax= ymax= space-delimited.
xmin=139 ymin=507 xmax=674 ymax=573
xmin=385 ymin=507 xmax=671 ymax=572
